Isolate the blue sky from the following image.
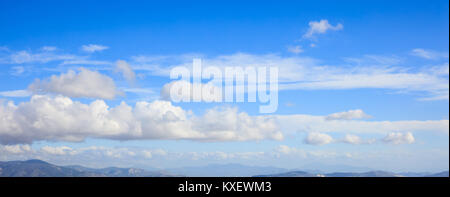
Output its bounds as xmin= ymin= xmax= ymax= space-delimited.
xmin=0 ymin=0 xmax=448 ymax=172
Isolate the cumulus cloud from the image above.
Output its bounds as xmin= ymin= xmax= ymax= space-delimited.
xmin=28 ymin=68 xmax=121 ymax=99
xmin=303 ymin=19 xmax=343 ymax=39
xmin=325 ymin=109 xmax=372 ymax=120
xmin=382 ymin=132 xmax=415 ymax=145
xmin=0 ymin=95 xmax=283 ymax=144
xmin=411 ymin=48 xmax=448 ymax=60
xmin=81 ymin=44 xmax=108 ymax=53
xmin=115 ymin=60 xmax=136 ymax=82
xmin=304 ymin=132 xmax=333 ymax=145
xmin=0 ymin=94 xmax=446 ymax=145
xmin=0 ymin=94 xmax=444 ymax=145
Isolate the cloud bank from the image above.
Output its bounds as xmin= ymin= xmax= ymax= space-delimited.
xmin=0 ymin=95 xmax=283 ymax=144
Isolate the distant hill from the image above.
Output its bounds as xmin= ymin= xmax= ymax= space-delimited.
xmin=0 ymin=159 xmax=177 ymax=177
xmin=65 ymin=165 xmax=176 ymax=177
xmin=0 ymin=159 xmax=100 ymax=177
xmin=296 ymin=163 xmax=373 ymax=173
xmin=254 ymin=171 xmax=321 ymax=177
xmin=325 ymin=171 xmax=399 ymax=177
xmin=167 ymin=163 xmax=289 ymax=177
xmin=1 ymin=159 xmax=448 ymax=177
xmin=425 ymin=171 xmax=449 ymax=177
xmin=253 ymin=170 xmax=450 ymax=177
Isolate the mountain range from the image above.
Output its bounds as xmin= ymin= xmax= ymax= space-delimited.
xmin=0 ymin=159 xmax=177 ymax=177
xmin=254 ymin=170 xmax=449 ymax=177
xmin=0 ymin=159 xmax=448 ymax=177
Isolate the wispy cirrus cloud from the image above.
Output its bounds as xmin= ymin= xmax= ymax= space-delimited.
xmin=115 ymin=60 xmax=136 ymax=82
xmin=276 ymin=114 xmax=448 ymax=136
xmin=287 ymin=45 xmax=304 ymax=54
xmin=130 ymin=53 xmax=449 ymax=101
xmin=59 ymin=59 xmax=112 ymax=66
xmin=411 ymin=48 xmax=449 ymax=60
xmin=40 ymin=46 xmax=57 ymax=52
xmin=0 ymin=89 xmax=31 ymax=98
xmin=9 ymin=50 xmax=78 ymax=64
xmin=0 ymin=48 xmax=112 ymax=69
xmin=81 ymin=44 xmax=109 ymax=53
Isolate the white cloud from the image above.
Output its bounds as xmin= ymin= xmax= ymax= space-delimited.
xmin=28 ymin=68 xmax=121 ymax=99
xmin=274 ymin=145 xmax=307 ymax=157
xmin=9 ymin=50 xmax=77 ymax=64
xmin=276 ymin=114 xmax=448 ymax=135
xmin=341 ymin=134 xmax=362 ymax=144
xmin=10 ymin=66 xmax=26 ymax=76
xmin=411 ymin=48 xmax=448 ymax=60
xmin=60 ymin=59 xmax=112 ymax=66
xmin=115 ymin=60 xmax=136 ymax=82
xmin=0 ymin=144 xmax=32 ymax=154
xmin=287 ymin=45 xmax=304 ymax=54
xmin=382 ymin=132 xmax=415 ymax=145
xmin=0 ymin=94 xmax=446 ymax=145
xmin=132 ymin=53 xmax=449 ymax=101
xmin=141 ymin=149 xmax=167 ymax=159
xmin=123 ymin=88 xmax=155 ymax=94
xmin=41 ymin=46 xmax=57 ymax=52
xmin=304 ymin=133 xmax=377 ymax=145
xmin=0 ymin=90 xmax=31 ymax=98
xmin=1 ymin=48 xmax=111 ymax=67
xmin=81 ymin=44 xmax=108 ymax=53
xmin=0 ymin=95 xmax=283 ymax=144
xmin=40 ymin=146 xmax=74 ymax=155
xmin=341 ymin=134 xmax=375 ymax=145
xmin=304 ymin=132 xmax=333 ymax=145
xmin=325 ymin=109 xmax=372 ymax=120
xmin=303 ymin=19 xmax=343 ymax=39
xmin=428 ymin=63 xmax=449 ymax=76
